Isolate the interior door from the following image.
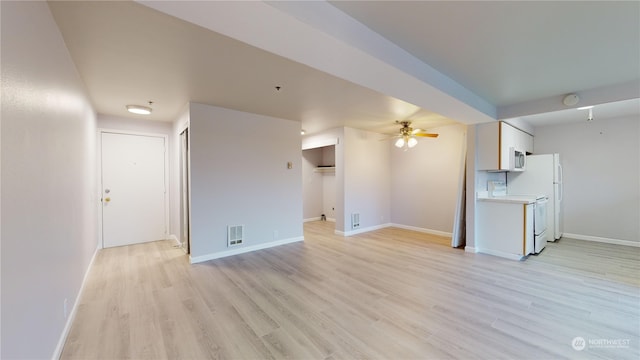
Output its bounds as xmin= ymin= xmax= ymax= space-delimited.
xmin=179 ymin=128 xmax=190 ymax=253
xmin=451 ymin=132 xmax=467 ymax=248
xmin=101 ymin=132 xmax=166 ymax=248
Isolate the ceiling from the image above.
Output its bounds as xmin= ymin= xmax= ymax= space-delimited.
xmin=331 ymin=1 xmax=640 ymax=107
xmin=513 ymin=98 xmax=640 ymax=127
xmin=47 ymin=1 xmax=639 ymax=135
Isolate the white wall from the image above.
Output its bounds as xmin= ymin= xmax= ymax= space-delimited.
xmin=1 ymin=2 xmax=98 ymax=358
xmin=188 ymin=103 xmax=303 ymax=261
xmin=98 ymin=114 xmax=173 ymax=134
xmin=534 ymin=116 xmax=640 ymax=242
xmin=302 ymin=147 xmax=323 ymax=220
xmin=390 ymin=124 xmax=467 ymax=235
xmin=322 ymin=145 xmax=337 ymax=221
xmin=465 ymin=124 xmax=479 ymax=251
xmin=343 ymin=127 xmax=391 ymax=233
xmin=172 ymin=105 xmax=190 ymax=248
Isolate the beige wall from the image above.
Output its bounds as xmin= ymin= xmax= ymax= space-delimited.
xmin=534 ymin=116 xmax=640 ymax=242
xmin=188 ymin=103 xmax=303 ymax=261
xmin=1 ymin=2 xmax=98 ymax=358
xmin=343 ymin=127 xmax=391 ymax=233
xmin=390 ymin=123 xmax=467 ymax=235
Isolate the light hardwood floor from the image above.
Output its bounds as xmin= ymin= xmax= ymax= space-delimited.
xmin=62 ymin=221 xmax=640 ymax=359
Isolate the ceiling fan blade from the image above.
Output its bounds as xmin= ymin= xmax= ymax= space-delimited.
xmin=414 ymin=133 xmax=439 ymax=138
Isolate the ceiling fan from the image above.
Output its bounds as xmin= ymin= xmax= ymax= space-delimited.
xmin=393 ymin=120 xmax=438 ymax=150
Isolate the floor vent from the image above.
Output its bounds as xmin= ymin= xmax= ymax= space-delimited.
xmin=227 ymin=225 xmax=244 ymax=247
xmin=351 ymin=213 xmax=360 ymax=229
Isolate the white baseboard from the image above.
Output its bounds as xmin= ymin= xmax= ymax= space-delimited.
xmin=52 ymin=245 xmax=100 ymax=360
xmin=476 ymin=248 xmax=524 ymax=261
xmin=464 ymin=246 xmax=478 ymax=253
xmin=168 ymin=234 xmax=180 ymax=246
xmin=335 ymin=223 xmax=391 ymax=237
xmin=563 ymin=233 xmax=640 ymax=247
xmin=304 ymin=217 xmax=336 ymax=223
xmin=390 ymin=223 xmax=453 ymax=238
xmin=189 ymin=236 xmax=304 ymax=264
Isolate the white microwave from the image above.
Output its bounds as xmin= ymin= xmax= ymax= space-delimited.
xmin=509 ymin=147 xmax=526 ymax=171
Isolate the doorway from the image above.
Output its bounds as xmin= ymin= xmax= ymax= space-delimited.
xmin=302 ymin=145 xmax=336 ymax=227
xmin=100 ymin=131 xmax=167 ymax=248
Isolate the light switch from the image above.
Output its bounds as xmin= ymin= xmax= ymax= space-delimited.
xmin=287 ymin=161 xmax=293 ymax=169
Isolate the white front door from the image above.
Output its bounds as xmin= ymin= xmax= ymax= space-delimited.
xmin=101 ymin=132 xmax=166 ymax=248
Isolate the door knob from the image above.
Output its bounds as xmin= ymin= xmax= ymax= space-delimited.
xmin=104 ymin=197 xmax=111 ymax=202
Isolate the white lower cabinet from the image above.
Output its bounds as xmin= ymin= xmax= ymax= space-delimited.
xmin=476 ymin=199 xmax=534 ymax=260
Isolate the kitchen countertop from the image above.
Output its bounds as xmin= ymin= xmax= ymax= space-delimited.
xmin=477 ymin=194 xmax=538 ymax=204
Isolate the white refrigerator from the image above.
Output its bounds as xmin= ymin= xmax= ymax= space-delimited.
xmin=507 ymin=154 xmax=563 ymax=240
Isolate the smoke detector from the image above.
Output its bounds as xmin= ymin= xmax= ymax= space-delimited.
xmin=562 ymin=94 xmax=580 ymax=106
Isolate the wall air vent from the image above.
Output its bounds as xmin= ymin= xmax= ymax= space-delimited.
xmin=227 ymin=225 xmax=244 ymax=247
xmin=351 ymin=213 xmax=360 ymax=229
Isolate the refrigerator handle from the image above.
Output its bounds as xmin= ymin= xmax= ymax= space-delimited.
xmin=558 ymin=164 xmax=563 ymax=202
xmin=557 ymin=163 xmax=563 ymax=184
xmin=558 ymin=183 xmax=563 ymax=202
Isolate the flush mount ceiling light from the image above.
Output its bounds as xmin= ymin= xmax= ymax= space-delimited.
xmin=126 ymin=104 xmax=152 ymax=115
xmin=300 ymin=129 xmax=306 ymax=135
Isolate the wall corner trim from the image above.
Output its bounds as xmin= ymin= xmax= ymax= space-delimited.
xmin=189 ymin=236 xmax=304 ymax=264
xmin=52 ymin=245 xmax=101 ymax=360
xmin=168 ymin=234 xmax=180 ymax=246
xmin=562 ymin=233 xmax=640 ymax=248
xmin=464 ymin=246 xmax=478 ymax=253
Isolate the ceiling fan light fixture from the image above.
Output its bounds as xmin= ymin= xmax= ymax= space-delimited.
xmin=392 ymin=120 xmax=437 ymax=150
xmin=126 ymin=104 xmax=152 ymax=115
xmin=407 ymin=137 xmax=418 ymax=148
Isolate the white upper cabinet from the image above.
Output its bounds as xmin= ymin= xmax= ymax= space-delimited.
xmin=477 ymin=122 xmax=502 ymax=170
xmin=477 ymin=121 xmax=534 ymax=171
